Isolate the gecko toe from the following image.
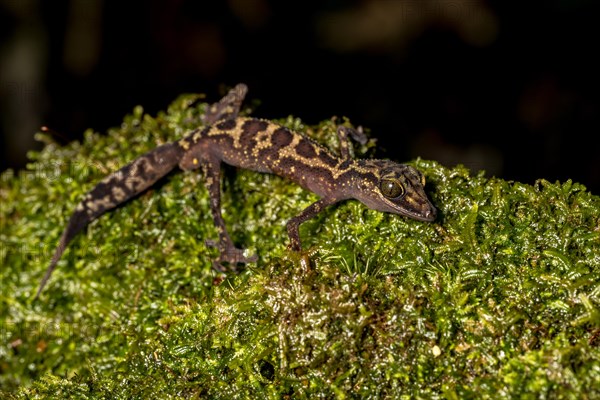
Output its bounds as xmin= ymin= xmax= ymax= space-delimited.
xmin=207 ymin=240 xmax=257 ymax=272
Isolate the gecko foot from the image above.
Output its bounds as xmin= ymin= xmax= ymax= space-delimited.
xmin=205 ymin=239 xmax=257 ymax=272
xmin=285 ymin=240 xmax=318 ymax=268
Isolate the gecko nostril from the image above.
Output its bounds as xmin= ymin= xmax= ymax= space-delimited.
xmin=429 ymin=208 xmax=438 ymax=219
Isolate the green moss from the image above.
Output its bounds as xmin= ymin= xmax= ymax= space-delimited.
xmin=1 ymin=92 xmax=599 ymax=398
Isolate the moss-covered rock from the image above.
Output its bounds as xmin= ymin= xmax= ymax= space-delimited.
xmin=1 ymin=92 xmax=599 ymax=398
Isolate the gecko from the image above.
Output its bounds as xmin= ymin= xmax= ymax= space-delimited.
xmin=35 ymin=83 xmax=436 ymax=298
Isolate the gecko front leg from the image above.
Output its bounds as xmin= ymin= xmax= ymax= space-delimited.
xmin=201 ymin=155 xmax=257 ymax=271
xmin=286 ymin=197 xmax=339 ymax=251
xmin=284 ymin=126 xmax=365 ymax=252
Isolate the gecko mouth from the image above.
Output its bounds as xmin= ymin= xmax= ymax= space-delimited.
xmin=381 ymin=194 xmax=437 ymax=222
xmin=395 ymin=202 xmax=437 ymax=222
xmin=408 ymin=207 xmax=437 ymax=222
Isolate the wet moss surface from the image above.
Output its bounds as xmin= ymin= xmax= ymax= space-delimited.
xmin=1 ymin=93 xmax=600 ymax=398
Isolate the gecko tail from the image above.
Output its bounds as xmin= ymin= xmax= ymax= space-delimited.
xmin=35 ymin=141 xmax=184 ymax=299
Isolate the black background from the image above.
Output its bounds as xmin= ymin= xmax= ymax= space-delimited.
xmin=1 ymin=1 xmax=599 ymax=192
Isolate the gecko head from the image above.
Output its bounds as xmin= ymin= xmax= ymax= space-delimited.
xmin=353 ymin=161 xmax=437 ymax=222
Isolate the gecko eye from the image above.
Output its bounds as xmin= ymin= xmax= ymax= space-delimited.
xmin=380 ymin=178 xmax=405 ymax=199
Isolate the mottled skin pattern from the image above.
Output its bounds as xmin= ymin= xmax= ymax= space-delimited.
xmin=35 ymin=84 xmax=436 ymax=298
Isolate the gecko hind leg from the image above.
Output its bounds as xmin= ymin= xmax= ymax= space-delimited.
xmin=201 ymin=156 xmax=257 ymax=272
xmin=203 ymin=83 xmax=248 ymax=125
xmin=336 ymin=125 xmax=367 ymax=160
